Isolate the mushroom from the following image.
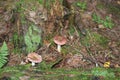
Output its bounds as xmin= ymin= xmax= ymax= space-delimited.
xmin=53 ymin=36 xmax=67 ymax=52
xmin=27 ymin=52 xmax=42 ymax=66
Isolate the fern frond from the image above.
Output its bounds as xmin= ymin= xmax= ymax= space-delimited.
xmin=0 ymin=42 xmax=8 ymax=68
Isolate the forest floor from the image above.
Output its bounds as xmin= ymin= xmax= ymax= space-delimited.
xmin=0 ymin=0 xmax=120 ymax=80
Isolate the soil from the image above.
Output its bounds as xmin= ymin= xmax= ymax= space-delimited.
xmin=0 ymin=0 xmax=120 ymax=79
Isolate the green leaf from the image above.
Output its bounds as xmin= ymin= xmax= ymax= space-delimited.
xmin=91 ymin=68 xmax=115 ymax=78
xmin=24 ymin=25 xmax=42 ymax=53
xmin=32 ymin=25 xmax=41 ymax=33
xmin=24 ymin=33 xmax=32 ymax=46
xmin=0 ymin=42 xmax=8 ymax=54
xmin=92 ymin=13 xmax=114 ymax=29
xmin=76 ymin=1 xmax=87 ymax=10
xmin=0 ymin=41 xmax=8 ymax=68
xmin=0 ymin=53 xmax=8 ymax=56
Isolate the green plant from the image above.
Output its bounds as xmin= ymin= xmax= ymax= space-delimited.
xmin=92 ymin=13 xmax=114 ymax=29
xmin=103 ymin=16 xmax=114 ymax=29
xmin=0 ymin=42 xmax=8 ymax=68
xmin=68 ymin=26 xmax=75 ymax=36
xmin=38 ymin=0 xmax=55 ymax=9
xmin=12 ymin=32 xmax=23 ymax=54
xmin=0 ymin=64 xmax=119 ymax=80
xmin=15 ymin=0 xmax=24 ymax=12
xmin=91 ymin=68 xmax=115 ymax=78
xmin=81 ymin=30 xmax=92 ymax=47
xmin=81 ymin=30 xmax=109 ymax=47
xmin=24 ymin=24 xmax=42 ymax=53
xmin=12 ymin=33 xmax=19 ymax=53
xmin=38 ymin=0 xmax=43 ymax=4
xmin=92 ymin=32 xmax=108 ymax=47
xmin=76 ymin=1 xmax=87 ymax=10
xmin=0 ymin=65 xmax=31 ymax=79
xmin=92 ymin=13 xmax=102 ymax=24
xmin=12 ymin=33 xmax=19 ymax=47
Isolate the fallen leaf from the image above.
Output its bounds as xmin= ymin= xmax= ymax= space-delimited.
xmin=103 ymin=61 xmax=110 ymax=68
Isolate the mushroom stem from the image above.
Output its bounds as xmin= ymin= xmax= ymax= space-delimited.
xmin=57 ymin=44 xmax=61 ymax=52
xmin=31 ymin=62 xmax=35 ymax=66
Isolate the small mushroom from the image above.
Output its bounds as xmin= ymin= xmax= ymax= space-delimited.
xmin=53 ymin=36 xmax=67 ymax=52
xmin=27 ymin=52 xmax=42 ymax=66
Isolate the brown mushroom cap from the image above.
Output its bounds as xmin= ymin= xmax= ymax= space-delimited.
xmin=27 ymin=52 xmax=42 ymax=63
xmin=53 ymin=36 xmax=67 ymax=45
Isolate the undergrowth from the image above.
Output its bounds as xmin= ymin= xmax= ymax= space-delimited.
xmin=81 ymin=30 xmax=109 ymax=47
xmin=0 ymin=63 xmax=119 ymax=80
xmin=12 ymin=32 xmax=23 ymax=54
xmin=0 ymin=42 xmax=8 ymax=68
xmin=76 ymin=1 xmax=87 ymax=11
xmin=24 ymin=24 xmax=42 ymax=53
xmin=92 ymin=13 xmax=114 ymax=29
xmin=0 ymin=0 xmax=119 ymax=80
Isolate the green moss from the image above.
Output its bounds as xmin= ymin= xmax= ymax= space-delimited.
xmin=81 ymin=30 xmax=109 ymax=47
xmin=45 ymin=34 xmax=54 ymax=43
xmin=0 ymin=64 xmax=31 ymax=78
xmin=92 ymin=13 xmax=114 ymax=29
xmin=38 ymin=0 xmax=43 ymax=4
xmin=61 ymin=46 xmax=69 ymax=54
xmin=107 ymin=5 xmax=120 ymax=17
xmin=81 ymin=30 xmax=92 ymax=47
xmin=68 ymin=26 xmax=75 ymax=36
xmin=97 ymin=3 xmax=105 ymax=9
xmin=12 ymin=32 xmax=22 ymax=54
xmin=24 ymin=24 xmax=42 ymax=53
xmin=91 ymin=67 xmax=115 ymax=78
xmin=97 ymin=2 xmax=120 ymax=18
xmin=75 ymin=1 xmax=87 ymax=11
xmin=0 ymin=65 xmax=119 ymax=80
xmin=62 ymin=45 xmax=79 ymax=55
xmin=92 ymin=32 xmax=109 ymax=47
